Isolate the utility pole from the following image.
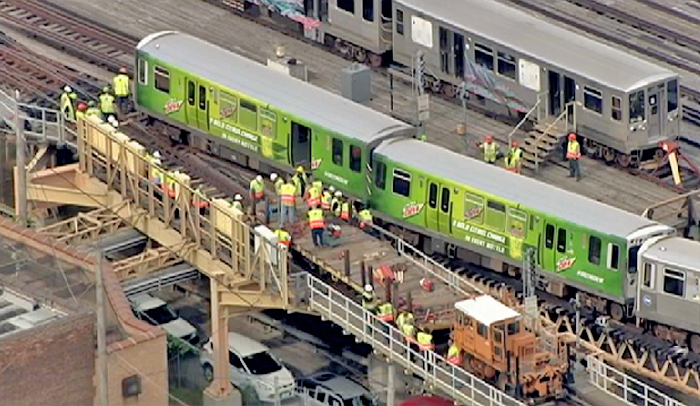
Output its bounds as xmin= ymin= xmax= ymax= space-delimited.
xmin=96 ymin=251 xmax=109 ymax=406
xmin=522 ymin=247 xmax=538 ymax=332
xmin=386 ymin=362 xmax=395 ymax=406
xmin=14 ymin=90 xmax=27 ymax=226
xmin=457 ymin=82 xmax=469 ymax=149
xmin=414 ymin=51 xmax=429 ymax=138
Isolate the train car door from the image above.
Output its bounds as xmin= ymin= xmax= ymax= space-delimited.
xmin=291 ymin=121 xmax=311 ymax=167
xmin=426 ymin=181 xmax=452 ymax=233
xmin=647 ymin=85 xmax=663 ymax=137
xmin=185 ymin=79 xmax=197 ymax=126
xmin=548 ymin=71 xmax=561 ymax=116
xmin=426 ymin=181 xmax=439 ymax=231
xmin=438 ymin=185 xmax=452 ymax=233
xmin=542 ymin=222 xmax=556 ymax=270
xmin=196 ymin=84 xmax=210 ymax=131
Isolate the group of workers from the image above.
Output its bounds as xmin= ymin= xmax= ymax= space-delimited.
xmin=476 ymin=132 xmax=582 ymax=179
xmin=59 ymin=67 xmax=131 ymax=127
xmin=361 ymin=284 xmax=462 ymax=366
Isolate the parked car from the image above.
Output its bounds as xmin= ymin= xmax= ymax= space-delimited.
xmin=397 ymin=395 xmax=454 ymax=406
xmin=297 ymin=372 xmax=376 ymax=406
xmin=200 ymin=332 xmax=296 ymax=402
xmin=129 ymin=293 xmax=198 ymax=344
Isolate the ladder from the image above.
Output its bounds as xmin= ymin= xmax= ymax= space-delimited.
xmin=521 ymin=102 xmax=576 ymax=172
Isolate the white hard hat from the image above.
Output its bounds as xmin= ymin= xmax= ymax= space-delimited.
xmin=153 ymin=151 xmax=161 ymax=159
xmin=234 ymin=194 xmax=242 ymax=201
xmin=64 ymin=85 xmax=72 ymax=93
xmin=328 ymin=186 xmax=335 ymax=192
xmin=334 ymin=191 xmax=342 ymax=197
xmin=256 ymin=175 xmax=263 ymax=182
xmin=270 ymin=173 xmax=278 ymax=181
xmin=364 ymin=284 xmax=373 ymax=292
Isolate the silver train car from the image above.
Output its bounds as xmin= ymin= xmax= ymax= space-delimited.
xmin=223 ymin=0 xmax=681 ymax=166
xmin=637 ymin=236 xmax=700 ymax=353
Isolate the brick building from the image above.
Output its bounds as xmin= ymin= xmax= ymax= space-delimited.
xmin=0 ymin=217 xmax=168 ymax=406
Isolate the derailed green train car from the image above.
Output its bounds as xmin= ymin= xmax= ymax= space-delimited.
xmin=134 ymin=31 xmax=414 ymax=201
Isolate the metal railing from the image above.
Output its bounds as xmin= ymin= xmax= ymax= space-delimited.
xmin=302 ymin=272 xmax=525 ymax=406
xmin=533 ymin=101 xmax=576 ymax=172
xmin=0 ymin=89 xmax=76 ymax=149
xmin=507 ymin=91 xmax=548 ymax=145
xmin=587 ymin=356 xmax=689 ymax=406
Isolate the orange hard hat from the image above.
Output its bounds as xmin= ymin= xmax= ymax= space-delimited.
xmin=485 ymin=135 xmax=493 ymax=142
xmin=119 ymin=67 xmax=127 ymax=73
xmin=568 ymin=133 xmax=577 ymax=140
xmin=76 ymin=102 xmax=87 ymax=111
xmin=511 ymin=140 xmax=520 ymax=147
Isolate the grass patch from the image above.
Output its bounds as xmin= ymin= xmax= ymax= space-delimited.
xmin=170 ymin=386 xmax=204 ymax=406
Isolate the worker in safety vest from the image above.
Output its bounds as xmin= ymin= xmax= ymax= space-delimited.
xmin=362 ymin=284 xmax=378 ymax=313
xmin=331 ymin=191 xmax=343 ymax=218
xmin=340 ymin=200 xmax=351 ymax=222
xmin=250 ymin=174 xmax=265 ymax=204
xmin=402 ymin=321 xmax=416 ymax=342
xmin=75 ymin=102 xmax=88 ymax=121
xmin=274 ymin=228 xmax=292 ymax=248
xmin=231 ymin=194 xmax=244 ymax=212
xmin=416 ymin=329 xmax=434 ymax=352
xmin=306 ymin=182 xmax=321 ymax=209
xmin=163 ymin=171 xmax=179 ymax=198
xmin=446 ymin=340 xmax=463 ymax=366
xmin=307 ymin=207 xmax=325 ymax=247
xmin=377 ymin=302 xmax=394 ymax=323
xmin=279 ymin=178 xmax=297 ymax=227
xmin=358 ymin=208 xmax=373 ymax=229
xmin=292 ymin=166 xmax=307 ymax=196
xmin=504 ymin=140 xmax=523 ymax=174
xmin=59 ymin=85 xmax=77 ymax=122
xmin=396 ymin=310 xmax=415 ymax=331
xmin=311 ymin=178 xmax=322 ymax=192
xmin=99 ymin=86 xmax=116 ymax=121
xmin=85 ymin=101 xmax=102 ymax=119
xmin=321 ymin=186 xmax=333 ymax=211
xmin=566 ymin=133 xmax=581 ymax=181
xmin=271 ymin=173 xmax=284 ymax=195
xmin=478 ymin=135 xmax=499 ymax=164
xmin=148 ymin=150 xmax=163 ymax=185
xmin=113 ymin=67 xmax=130 ymax=115
xmin=191 ymin=185 xmax=209 ymax=212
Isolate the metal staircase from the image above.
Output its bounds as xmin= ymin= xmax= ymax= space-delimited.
xmin=521 ymin=102 xmax=576 ymax=172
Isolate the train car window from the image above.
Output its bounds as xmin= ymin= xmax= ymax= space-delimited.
xmin=474 ymin=43 xmax=494 ymax=71
xmin=219 ymin=93 xmax=238 ymax=123
xmin=583 ymin=86 xmax=602 ymax=114
xmin=332 ymin=138 xmax=343 ymax=165
xmin=239 ymin=99 xmax=258 ymax=131
xmin=187 ymin=82 xmax=195 ymax=106
xmin=497 ymin=52 xmax=516 ymax=80
xmin=392 ymin=168 xmax=411 ymax=197
xmin=428 ymin=183 xmax=437 ymax=208
xmin=337 ymin=0 xmax=354 ymax=14
xmin=668 ymin=79 xmax=678 ymax=112
xmin=440 ymin=187 xmax=450 ymax=213
xmin=588 ymin=236 xmax=601 ymax=265
xmin=545 ymin=224 xmax=554 ymax=249
xmin=629 ymin=91 xmax=645 ymax=123
xmin=259 ymin=108 xmax=276 ymax=137
xmin=198 ymin=86 xmax=206 ymax=110
xmin=350 ymin=145 xmax=362 ymax=172
xmin=507 ymin=322 xmax=519 ymax=335
xmin=137 ymin=59 xmax=147 ymax=85
xmin=642 ymin=263 xmax=655 ymax=288
xmin=396 ymin=9 xmax=404 ymax=35
xmin=607 ymin=243 xmax=620 ymax=270
xmin=477 ymin=322 xmax=487 ymax=337
xmin=362 ymin=0 xmax=373 ymax=21
xmin=464 ymin=192 xmax=484 ymax=224
xmin=556 ymin=228 xmax=566 ymax=253
xmin=611 ymin=96 xmax=622 ymax=121
xmin=373 ymin=160 xmax=386 ymax=189
xmin=153 ymin=66 xmax=170 ymax=94
xmin=507 ymin=208 xmax=527 ymax=238
xmin=485 ymin=200 xmax=506 ymax=232
xmin=663 ymin=268 xmax=685 ymax=297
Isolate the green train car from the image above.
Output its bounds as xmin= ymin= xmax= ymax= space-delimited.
xmin=135 ymin=31 xmax=675 ymax=320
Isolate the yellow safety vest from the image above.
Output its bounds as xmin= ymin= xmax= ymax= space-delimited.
xmin=231 ymin=201 xmax=243 ymax=211
xmin=113 ymin=74 xmax=130 ymax=97
xmin=482 ymin=142 xmax=497 ymax=163
xmin=448 ymin=344 xmax=460 ymax=358
xmin=340 ymin=202 xmax=350 ymax=220
xmin=505 ymin=147 xmax=522 ymax=168
xmin=60 ymin=92 xmax=76 ymax=120
xmin=75 ymin=110 xmax=86 ymax=120
xmin=331 ymin=198 xmax=341 ymax=216
xmin=397 ymin=312 xmax=414 ymax=327
xmin=312 ymin=180 xmax=323 ymax=191
xmin=250 ymin=179 xmax=264 ymax=199
xmin=321 ymin=191 xmax=332 ymax=210
xmin=307 ymin=208 xmax=325 ymax=229
xmin=274 ymin=229 xmax=291 ymax=246
xmin=274 ymin=178 xmax=284 ymax=195
xmin=362 ymin=291 xmax=377 ymax=310
xmin=280 ymin=183 xmax=296 ymax=206
xmin=402 ymin=323 xmax=416 ymax=337
xmin=86 ymin=107 xmax=101 ymax=118
xmin=378 ymin=302 xmax=393 ymax=317
xmin=566 ymin=140 xmax=581 ymax=160
xmin=359 ymin=209 xmax=372 ymax=222
xmin=307 ymin=186 xmax=320 ymax=206
xmin=417 ymin=332 xmax=433 ymax=345
xmin=147 ymin=155 xmax=162 ymax=182
xmin=99 ymin=93 xmax=116 ymax=114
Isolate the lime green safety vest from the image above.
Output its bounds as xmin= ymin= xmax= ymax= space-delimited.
xmin=483 ymin=142 xmax=497 ymax=163
xmin=99 ymin=93 xmax=116 ymax=114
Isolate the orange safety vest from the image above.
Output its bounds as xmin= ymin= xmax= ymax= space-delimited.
xmin=340 ymin=202 xmax=350 ymax=221
xmin=307 ymin=186 xmax=320 ymax=208
xmin=566 ymin=140 xmax=581 ymax=160
xmin=307 ymin=209 xmax=325 ymax=230
xmin=280 ymin=183 xmax=296 ymax=206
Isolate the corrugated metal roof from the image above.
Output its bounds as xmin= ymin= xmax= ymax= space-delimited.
xmin=375 ymin=138 xmax=659 ymax=238
xmin=396 ymin=0 xmax=677 ymax=91
xmin=455 ymin=296 xmax=520 ymax=326
xmin=137 ymin=31 xmax=411 ymax=142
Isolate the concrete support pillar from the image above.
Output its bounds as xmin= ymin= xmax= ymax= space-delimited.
xmin=369 ymin=354 xmax=413 ymax=405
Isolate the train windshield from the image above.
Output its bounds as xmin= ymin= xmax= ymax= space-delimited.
xmin=629 ymin=91 xmax=645 ymax=123
xmin=628 ymin=246 xmax=640 ymax=274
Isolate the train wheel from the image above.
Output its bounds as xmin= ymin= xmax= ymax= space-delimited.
xmin=603 ymin=147 xmax=616 ymax=163
xmin=442 ymin=84 xmax=457 ymax=99
xmin=368 ymin=52 xmax=383 ymax=67
xmin=334 ymin=39 xmax=352 ymax=59
xmin=616 ymin=153 xmax=631 ymax=168
xmin=428 ymin=77 xmax=442 ymax=94
xmin=354 ymin=48 xmax=367 ymax=63
xmin=609 ymin=302 xmax=624 ymax=321
xmin=690 ymin=334 xmax=700 ymax=354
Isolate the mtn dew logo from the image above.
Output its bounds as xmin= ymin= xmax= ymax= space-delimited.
xmin=311 ymin=159 xmax=322 ymax=169
xmin=164 ymin=99 xmax=183 ymax=114
xmin=402 ymin=202 xmax=424 ymax=218
xmin=556 ymin=257 xmax=576 ymax=272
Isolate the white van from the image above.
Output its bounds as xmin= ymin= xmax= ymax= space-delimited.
xmin=297 ymin=372 xmax=376 ymax=406
xmin=200 ymin=332 xmax=296 ymax=402
xmin=129 ymin=293 xmax=198 ymax=344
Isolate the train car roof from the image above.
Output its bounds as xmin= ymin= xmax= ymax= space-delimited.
xmin=642 ymin=236 xmax=700 ymax=271
xmin=136 ymin=31 xmax=412 ymax=143
xmin=455 ymin=296 xmax=520 ymax=326
xmin=395 ymin=0 xmax=677 ymax=92
xmin=374 ymin=139 xmax=660 ymax=238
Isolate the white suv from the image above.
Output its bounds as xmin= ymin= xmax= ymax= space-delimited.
xmin=297 ymin=372 xmax=376 ymax=406
xmin=200 ymin=332 xmax=296 ymax=402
